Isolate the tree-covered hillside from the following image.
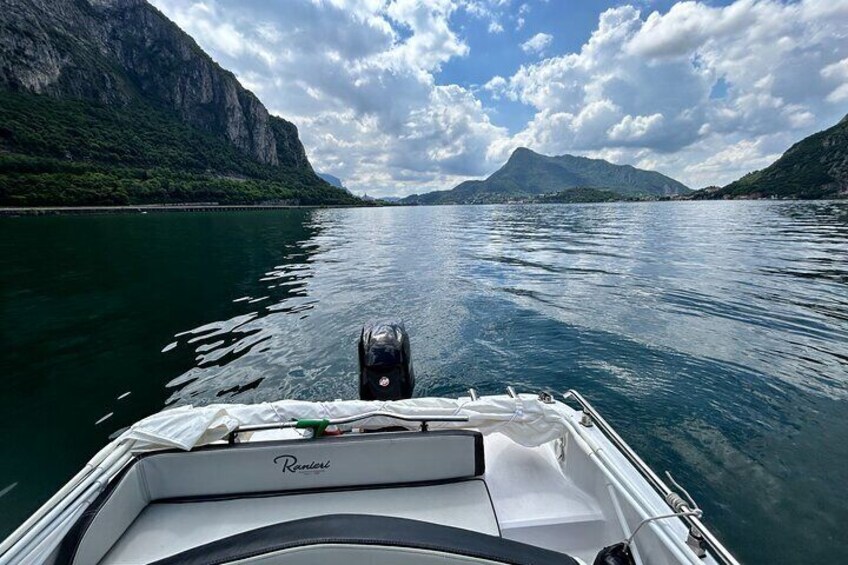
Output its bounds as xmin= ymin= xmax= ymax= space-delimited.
xmin=0 ymin=91 xmax=358 ymax=206
xmin=402 ymin=147 xmax=689 ymax=204
xmin=691 ymin=114 xmax=848 ymax=200
xmin=533 ymin=187 xmax=625 ymax=203
xmin=0 ymin=0 xmax=358 ymax=207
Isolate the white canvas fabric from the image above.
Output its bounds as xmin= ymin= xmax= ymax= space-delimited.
xmin=120 ymin=395 xmax=568 ymax=452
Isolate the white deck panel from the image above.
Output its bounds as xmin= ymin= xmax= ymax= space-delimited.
xmin=483 ymin=433 xmax=604 ymax=529
xmin=483 ymin=433 xmax=606 ymax=564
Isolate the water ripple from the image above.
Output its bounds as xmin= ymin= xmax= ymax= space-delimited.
xmin=149 ymin=201 xmax=848 ymax=563
xmin=160 ymin=202 xmax=848 ymax=407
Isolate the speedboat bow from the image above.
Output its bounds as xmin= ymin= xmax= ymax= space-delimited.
xmin=0 ymin=322 xmax=740 ymax=565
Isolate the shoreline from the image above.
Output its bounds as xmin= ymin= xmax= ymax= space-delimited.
xmin=2 ymin=199 xmax=843 ymax=216
xmin=0 ymin=204 xmax=358 ymax=216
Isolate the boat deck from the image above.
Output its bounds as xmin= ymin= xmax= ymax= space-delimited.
xmin=484 ymin=434 xmax=608 ymax=564
xmin=99 ymin=433 xmax=607 ymax=564
xmin=0 ymin=394 xmax=737 ymax=565
xmin=101 ymin=481 xmax=498 ymax=563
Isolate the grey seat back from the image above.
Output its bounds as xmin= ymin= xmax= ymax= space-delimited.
xmin=141 ymin=430 xmax=484 ymax=500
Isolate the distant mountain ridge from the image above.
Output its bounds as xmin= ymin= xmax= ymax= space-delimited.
xmin=402 ymin=148 xmax=689 ymax=204
xmin=692 ymin=114 xmax=848 ymax=200
xmin=0 ymin=0 xmax=356 ymax=206
xmin=317 ymin=173 xmax=346 ymax=189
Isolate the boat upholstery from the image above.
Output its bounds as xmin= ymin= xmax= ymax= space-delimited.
xmin=59 ymin=430 xmax=484 ymax=565
xmin=148 ymin=514 xmax=580 ymax=565
xmin=100 ymin=481 xmax=500 ymax=563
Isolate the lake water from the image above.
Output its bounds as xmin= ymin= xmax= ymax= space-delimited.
xmin=1 ymin=201 xmax=847 ymax=563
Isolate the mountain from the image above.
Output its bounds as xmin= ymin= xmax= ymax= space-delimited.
xmin=317 ymin=173 xmax=344 ymax=188
xmin=402 ymin=148 xmax=689 ymax=205
xmin=0 ymin=0 xmax=357 ymax=206
xmin=534 ymin=187 xmax=624 ymax=203
xmin=691 ymin=115 xmax=848 ymax=200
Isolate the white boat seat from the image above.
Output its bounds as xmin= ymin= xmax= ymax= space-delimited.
xmin=58 ymin=430 xmax=485 ymax=565
xmin=100 ymin=481 xmax=500 ymax=564
xmin=147 ymin=514 xmax=581 ymax=565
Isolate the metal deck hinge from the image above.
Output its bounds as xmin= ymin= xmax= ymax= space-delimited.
xmin=686 ymin=526 xmax=708 ymax=558
xmin=665 ymin=471 xmax=707 ymax=558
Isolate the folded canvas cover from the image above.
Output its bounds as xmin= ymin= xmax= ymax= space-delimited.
xmin=121 ymin=395 xmax=569 ymax=452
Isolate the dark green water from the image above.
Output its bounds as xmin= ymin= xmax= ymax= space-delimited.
xmin=2 ymin=202 xmax=847 ymax=563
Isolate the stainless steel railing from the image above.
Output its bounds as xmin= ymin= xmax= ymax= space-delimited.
xmin=561 ymin=389 xmax=741 ymax=565
xmin=227 ymin=412 xmax=470 ymax=443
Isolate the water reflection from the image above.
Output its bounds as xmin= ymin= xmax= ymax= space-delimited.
xmin=1 ymin=202 xmax=846 ymax=562
xmin=152 ymin=201 xmax=848 ymax=564
xmin=165 ymin=201 xmax=848 ymax=406
xmin=0 ymin=210 xmax=320 ymax=538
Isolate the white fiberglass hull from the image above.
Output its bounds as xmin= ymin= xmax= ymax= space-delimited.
xmin=0 ymin=392 xmax=738 ymax=565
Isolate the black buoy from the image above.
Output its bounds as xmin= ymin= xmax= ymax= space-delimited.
xmin=358 ymin=321 xmax=415 ymax=401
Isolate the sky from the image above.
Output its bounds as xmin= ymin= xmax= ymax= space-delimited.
xmin=149 ymin=0 xmax=848 ymax=197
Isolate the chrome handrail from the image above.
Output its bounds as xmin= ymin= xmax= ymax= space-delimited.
xmin=228 ymin=412 xmax=470 ymax=443
xmin=562 ymin=390 xmax=740 ymax=565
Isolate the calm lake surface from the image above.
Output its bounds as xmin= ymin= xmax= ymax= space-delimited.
xmin=2 ymin=201 xmax=847 ymax=563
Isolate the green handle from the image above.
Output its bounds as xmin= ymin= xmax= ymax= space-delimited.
xmin=295 ymin=418 xmax=330 ymax=438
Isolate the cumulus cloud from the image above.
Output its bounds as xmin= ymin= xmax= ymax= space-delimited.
xmin=483 ymin=75 xmax=508 ymax=99
xmin=683 ymin=138 xmax=782 ymax=184
xmin=608 ymin=113 xmax=665 ymax=143
xmin=494 ymin=0 xmax=848 ymax=186
xmin=149 ymin=0 xmax=510 ymax=195
xmin=822 ymin=58 xmax=848 ymax=103
xmin=520 ymin=32 xmax=553 ymax=55
xmin=515 ymin=2 xmax=530 ymax=30
xmin=149 ymin=0 xmax=848 ymax=194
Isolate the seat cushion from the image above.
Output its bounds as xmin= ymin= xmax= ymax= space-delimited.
xmin=100 ymin=480 xmax=499 ymax=564
xmin=59 ymin=430 xmax=485 ymax=565
xmin=149 ymin=514 xmax=581 ymax=565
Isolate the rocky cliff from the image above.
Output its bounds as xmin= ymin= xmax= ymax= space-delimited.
xmin=0 ymin=0 xmax=308 ymax=170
